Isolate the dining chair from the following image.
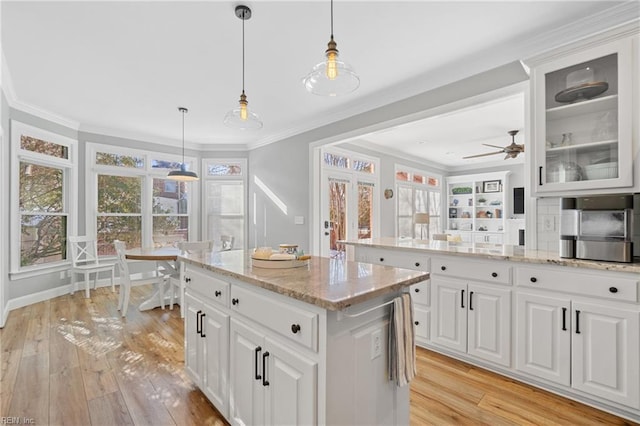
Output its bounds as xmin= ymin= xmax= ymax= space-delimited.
xmin=114 ymin=240 xmax=169 ymax=317
xmin=172 ymin=240 xmax=214 ymax=317
xmin=68 ymin=236 xmax=116 ymax=298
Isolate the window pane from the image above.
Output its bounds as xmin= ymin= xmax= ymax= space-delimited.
xmin=97 ymin=216 xmax=142 ymax=254
xmin=96 ymin=152 xmax=144 ymax=168
xmin=207 ymin=163 xmax=243 ymax=176
xmin=153 ymin=178 xmax=188 ymax=214
xmin=153 ymin=217 xmax=188 ymax=247
xmin=353 ymin=160 xmax=374 ymax=173
xmin=20 ymin=214 xmax=66 ymax=266
xmin=413 ymin=174 xmax=426 ymax=184
xmin=20 ymin=162 xmax=63 ymax=213
xmin=151 ymin=159 xmax=184 ymax=170
xmin=428 ymin=176 xmax=439 ymax=187
xmin=396 ymin=171 xmax=409 ymax=181
xmin=21 ymin=135 xmax=68 ymax=159
xmin=414 ymin=189 xmax=428 ymax=212
xmin=398 ymin=217 xmax=412 ymax=239
xmin=98 ymin=175 xmax=142 ymax=213
xmin=207 ymin=216 xmax=244 ymax=250
xmin=207 ymin=182 xmax=244 ymax=215
xmin=324 ymin=152 xmax=349 ymax=168
xmin=398 ymin=186 xmax=412 ymax=216
xmin=358 ymin=183 xmax=373 ymax=239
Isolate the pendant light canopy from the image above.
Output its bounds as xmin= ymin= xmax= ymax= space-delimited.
xmin=168 ymin=107 xmax=199 ymax=181
xmin=224 ymin=5 xmax=262 ymax=130
xmin=302 ymin=0 xmax=359 ymax=96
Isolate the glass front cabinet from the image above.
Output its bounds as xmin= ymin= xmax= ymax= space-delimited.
xmin=532 ymin=37 xmax=633 ymax=194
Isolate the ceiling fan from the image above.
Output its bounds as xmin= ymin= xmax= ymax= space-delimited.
xmin=463 ymin=130 xmax=524 ymax=160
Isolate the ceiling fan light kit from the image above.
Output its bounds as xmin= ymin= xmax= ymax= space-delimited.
xmin=302 ymin=0 xmax=360 ymax=96
xmin=224 ymin=5 xmax=263 ymax=130
xmin=168 ymin=107 xmax=199 ymax=181
xmin=463 ymin=129 xmax=525 ymax=160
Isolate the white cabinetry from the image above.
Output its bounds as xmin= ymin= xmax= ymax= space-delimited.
xmin=446 ymin=171 xmax=509 ymax=243
xmin=431 ymin=257 xmax=512 ymax=367
xmin=531 ymin=37 xmax=634 ymax=194
xmin=516 ymin=265 xmax=640 ymax=410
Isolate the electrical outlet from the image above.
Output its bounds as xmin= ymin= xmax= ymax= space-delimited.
xmin=543 ymin=216 xmax=556 ymax=232
xmin=371 ymin=329 xmax=382 ymax=360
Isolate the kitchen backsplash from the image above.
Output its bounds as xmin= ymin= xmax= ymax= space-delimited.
xmin=537 ymin=197 xmax=560 ymax=253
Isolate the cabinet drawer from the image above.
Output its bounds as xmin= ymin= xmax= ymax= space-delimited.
xmin=185 ymin=266 xmax=229 ymax=308
xmin=516 ymin=266 xmax=638 ymax=302
xmin=230 ymin=285 xmax=319 ymax=351
xmin=410 ymin=280 xmax=430 ymax=306
xmin=432 ymin=257 xmax=511 ymax=285
xmin=357 ymin=247 xmax=429 ymax=272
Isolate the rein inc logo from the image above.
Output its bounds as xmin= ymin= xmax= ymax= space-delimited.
xmin=0 ymin=418 xmax=35 ymax=425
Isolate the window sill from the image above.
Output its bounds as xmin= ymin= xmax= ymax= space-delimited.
xmin=10 ymin=262 xmax=71 ymax=280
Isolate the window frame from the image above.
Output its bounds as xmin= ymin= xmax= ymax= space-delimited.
xmin=85 ymin=143 xmax=199 ymax=251
xmin=395 ymin=164 xmax=442 ymax=239
xmin=10 ymin=120 xmax=78 ymax=277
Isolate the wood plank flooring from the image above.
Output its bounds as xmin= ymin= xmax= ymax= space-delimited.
xmin=1 ymin=286 xmax=636 ymax=425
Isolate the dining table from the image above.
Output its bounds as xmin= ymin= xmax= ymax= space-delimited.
xmin=125 ymin=246 xmax=180 ymax=311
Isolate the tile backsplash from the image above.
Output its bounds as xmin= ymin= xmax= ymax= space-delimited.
xmin=536 ymin=197 xmax=560 ymax=253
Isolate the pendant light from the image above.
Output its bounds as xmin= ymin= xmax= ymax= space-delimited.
xmin=302 ymin=0 xmax=359 ymax=96
xmin=168 ymin=107 xmax=198 ymax=181
xmin=224 ymin=5 xmax=262 ymax=130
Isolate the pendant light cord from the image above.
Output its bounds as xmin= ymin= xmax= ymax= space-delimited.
xmin=330 ymin=0 xmax=334 ymax=38
xmin=242 ymin=10 xmax=245 ymax=94
xmin=181 ymin=108 xmax=185 ymax=163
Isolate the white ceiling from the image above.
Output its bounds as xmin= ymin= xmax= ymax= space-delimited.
xmin=1 ymin=1 xmax=634 ymax=167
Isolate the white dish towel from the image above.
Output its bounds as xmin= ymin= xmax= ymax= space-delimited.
xmin=388 ymin=292 xmax=416 ymax=386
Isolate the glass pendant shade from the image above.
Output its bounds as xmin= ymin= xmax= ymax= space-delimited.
xmin=302 ymin=49 xmax=360 ymax=96
xmin=224 ymin=92 xmax=263 ymax=129
xmin=168 ymin=106 xmax=198 ymax=181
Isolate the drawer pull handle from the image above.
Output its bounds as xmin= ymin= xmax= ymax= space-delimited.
xmin=215 ymin=290 xmax=222 ymax=297
xmin=196 ymin=310 xmax=202 ymax=336
xmin=441 ymin=266 xmax=447 ymax=271
xmin=469 ymin=291 xmax=474 ymax=311
xmin=291 ymin=324 xmax=301 ymax=334
xmin=530 ymin=277 xmax=537 ymax=283
xmin=461 ymin=289 xmax=465 ymax=308
xmin=414 ymin=288 xmax=420 ymax=293
xmin=232 ymin=298 xmax=239 ymax=306
xmin=379 ymin=257 xmax=385 ymax=262
xmin=414 ymin=321 xmax=419 ymax=326
xmin=254 ymin=346 xmax=262 ymax=380
xmin=609 ymin=287 xmax=618 ymax=293
xmin=262 ymin=352 xmax=270 ymax=386
xmin=575 ymin=310 xmax=581 ymax=334
xmin=491 ymin=272 xmax=498 ymax=278
xmin=200 ymin=313 xmax=206 ymax=338
xmin=562 ymin=307 xmax=567 ymax=331
xmin=415 ymin=262 xmax=420 ymax=267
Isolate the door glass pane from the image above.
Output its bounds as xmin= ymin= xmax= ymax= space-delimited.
xmin=329 ymin=179 xmax=347 ymax=258
xmin=206 ymin=181 xmax=244 ymax=250
xmin=20 ymin=215 xmax=66 ymax=266
xmin=357 ymin=182 xmax=374 ymax=239
xmin=397 ymin=186 xmax=412 ymax=238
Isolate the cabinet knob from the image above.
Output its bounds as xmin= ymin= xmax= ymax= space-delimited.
xmin=185 ymin=277 xmax=191 ymax=283
xmin=609 ymin=287 xmax=618 ymax=293
xmin=441 ymin=266 xmax=447 ymax=271
xmin=291 ymin=324 xmax=301 ymax=334
xmin=415 ymin=262 xmax=420 ymax=267
xmin=232 ymin=298 xmax=239 ymax=305
xmin=491 ymin=272 xmax=498 ymax=278
xmin=215 ymin=290 xmax=222 ymax=297
xmin=379 ymin=257 xmax=385 ymax=262
xmin=414 ymin=321 xmax=419 ymax=326
xmin=414 ymin=288 xmax=420 ymax=293
xmin=530 ymin=277 xmax=537 ymax=283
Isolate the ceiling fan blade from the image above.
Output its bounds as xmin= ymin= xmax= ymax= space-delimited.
xmin=482 ymin=143 xmax=506 ymax=149
xmin=463 ymin=151 xmax=504 ymax=159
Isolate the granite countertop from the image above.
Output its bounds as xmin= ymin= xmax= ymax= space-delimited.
xmin=341 ymin=237 xmax=640 ymax=274
xmin=178 ymin=250 xmax=429 ymax=311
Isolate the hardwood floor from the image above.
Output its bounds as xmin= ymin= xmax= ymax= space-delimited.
xmin=1 ymin=286 xmax=636 ymax=425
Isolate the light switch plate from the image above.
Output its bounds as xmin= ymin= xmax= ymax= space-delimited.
xmin=294 ymin=216 xmax=304 ymax=225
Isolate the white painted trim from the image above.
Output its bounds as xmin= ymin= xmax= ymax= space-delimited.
xmin=1 ymin=49 xmax=17 ymax=106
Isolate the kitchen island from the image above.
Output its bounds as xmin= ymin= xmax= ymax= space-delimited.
xmin=342 ymin=237 xmax=640 ymax=423
xmin=178 ymin=249 xmax=429 ymax=426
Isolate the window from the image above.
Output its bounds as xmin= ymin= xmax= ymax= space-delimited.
xmin=11 ymin=121 xmax=77 ymax=273
xmin=88 ymin=144 xmax=198 ymax=254
xmin=396 ymin=165 xmax=441 ymax=239
xmin=203 ymin=159 xmax=247 ymax=250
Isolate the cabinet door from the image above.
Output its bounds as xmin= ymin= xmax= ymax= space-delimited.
xmin=516 ymin=292 xmax=570 ymax=385
xmin=533 ymin=38 xmax=633 ymax=194
xmin=229 ymin=318 xmax=265 ymax=426
xmin=467 ymin=284 xmax=511 ymax=367
xmin=263 ymin=337 xmax=317 ymax=426
xmin=431 ymin=277 xmax=467 ymax=353
xmin=202 ymin=303 xmax=230 ymax=417
xmin=184 ymin=293 xmax=203 ymax=387
xmin=572 ymin=301 xmax=640 ymax=409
